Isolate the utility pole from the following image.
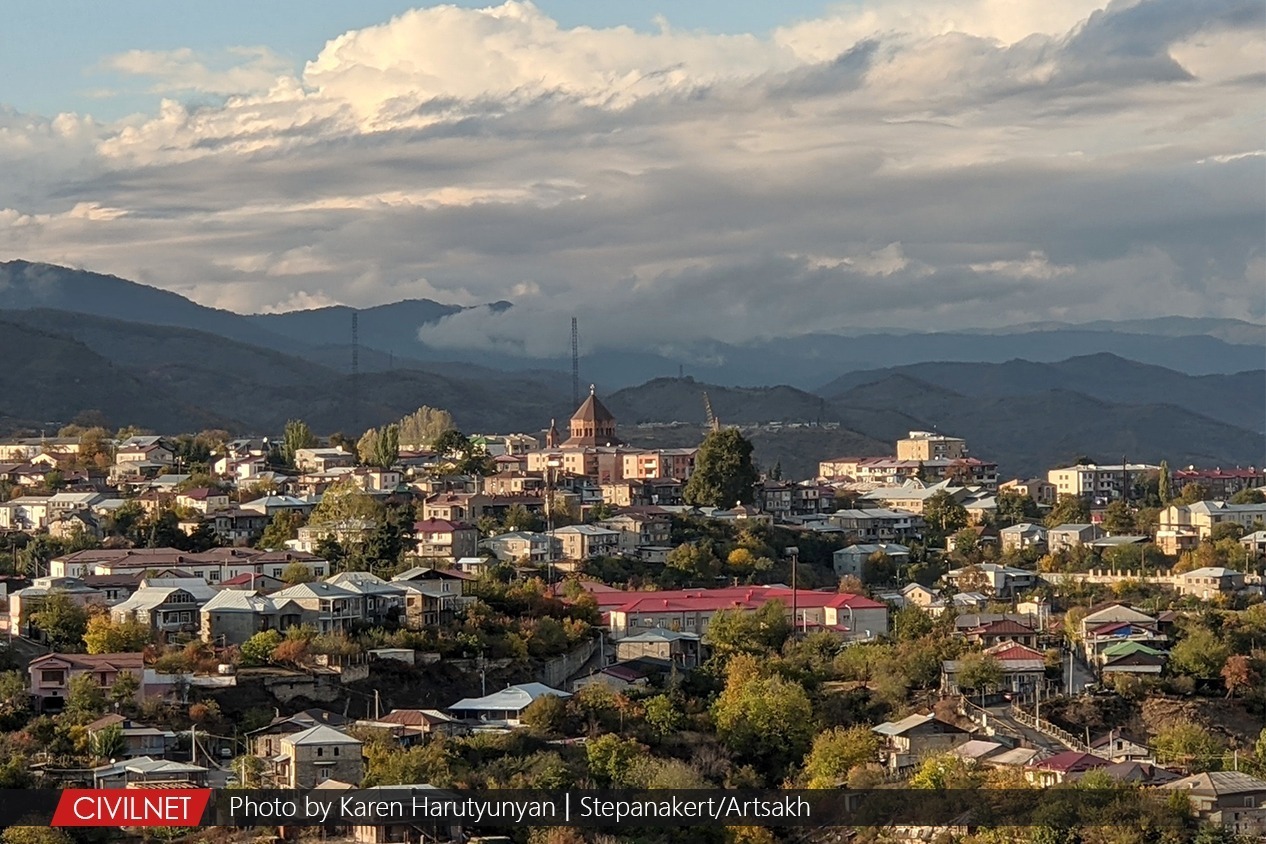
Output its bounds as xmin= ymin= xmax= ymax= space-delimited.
xmin=787 ymin=546 xmax=799 ymax=636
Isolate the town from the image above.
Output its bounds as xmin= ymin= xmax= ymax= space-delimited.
xmin=0 ymin=390 xmax=1263 ymax=842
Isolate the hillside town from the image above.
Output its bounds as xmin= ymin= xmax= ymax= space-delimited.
xmin=0 ymin=392 xmax=1264 ymax=842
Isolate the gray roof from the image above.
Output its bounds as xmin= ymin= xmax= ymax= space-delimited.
xmin=450 ymin=683 xmax=571 ymax=713
xmin=271 ymin=582 xmax=357 ymax=600
xmin=201 ymin=590 xmax=275 ymax=613
xmin=285 ymin=724 xmax=362 ymax=747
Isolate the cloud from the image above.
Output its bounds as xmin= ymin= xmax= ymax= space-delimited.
xmin=101 ymin=46 xmax=290 ymax=96
xmin=0 ymin=0 xmax=1261 ymax=355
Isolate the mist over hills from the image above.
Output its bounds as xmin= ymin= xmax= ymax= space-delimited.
xmin=0 ymin=261 xmax=1262 ymax=479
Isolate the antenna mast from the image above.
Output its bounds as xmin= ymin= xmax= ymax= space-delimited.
xmin=571 ymin=317 xmax=580 ymax=408
xmin=351 ymin=311 xmax=360 ymax=433
xmin=703 ymin=391 xmax=719 ymax=431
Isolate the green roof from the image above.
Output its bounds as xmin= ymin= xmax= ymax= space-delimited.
xmin=1101 ymin=641 xmax=1165 ymax=658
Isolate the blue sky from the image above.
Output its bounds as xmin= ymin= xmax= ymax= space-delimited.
xmin=2 ymin=0 xmax=839 ymax=118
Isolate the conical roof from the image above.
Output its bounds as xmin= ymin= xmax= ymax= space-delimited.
xmin=571 ymin=385 xmax=615 ymax=423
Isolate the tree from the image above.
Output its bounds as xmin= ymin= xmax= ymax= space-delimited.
xmin=1170 ymin=628 xmax=1230 ymax=679
xmin=956 ymin=651 xmax=1004 ymax=694
xmin=1101 ymin=501 xmax=1136 ymax=535
xmin=1221 ymin=655 xmax=1257 ymax=698
xmin=665 ymin=541 xmax=719 ymax=579
xmin=643 ymin=694 xmax=684 ymax=737
xmin=281 ymin=561 xmax=316 ymax=585
xmin=994 ymin=490 xmax=1040 ymax=527
xmin=91 ymin=723 xmax=126 ymax=760
xmin=398 ymin=406 xmax=454 ymax=449
xmin=712 ymin=654 xmax=815 ymax=776
xmin=1154 ymin=722 xmax=1224 ymax=772
xmin=1176 ymin=483 xmax=1210 ymax=505
xmin=65 ymin=674 xmax=106 ymax=719
xmin=1158 ymin=461 xmax=1173 ymax=503
xmin=923 ymin=491 xmax=969 ymax=536
xmin=1209 ymin=522 xmax=1245 ymax=542
xmin=683 ymin=428 xmax=759 ymax=508
xmin=892 ymin=604 xmax=934 ymax=642
xmin=309 ymin=478 xmax=381 ymax=530
xmin=0 ymin=671 xmax=30 ymax=729
xmin=282 ymin=419 xmax=317 ymax=466
xmin=357 ymin=424 xmax=400 ymax=469
xmin=801 ymin=725 xmax=880 ymax=788
xmin=585 ymin=734 xmax=643 ymax=786
xmin=1045 ymin=494 xmax=1090 ymax=528
xmin=432 ymin=429 xmax=492 ymax=476
xmin=30 ymin=593 xmax=88 ymax=651
xmin=240 ymin=630 xmax=283 ymax=667
xmin=1230 ymin=488 xmax=1265 ymax=505
xmin=109 ymin=671 xmax=140 ymax=711
xmin=2 ymin=829 xmax=74 ymax=844
xmin=84 ymin=615 xmax=151 ymax=654
xmin=521 ymin=693 xmax=568 ymax=734
xmin=259 ymin=510 xmax=303 ymax=551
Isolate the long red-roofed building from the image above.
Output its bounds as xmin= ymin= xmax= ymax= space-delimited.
xmin=606 ymin=584 xmax=887 ymax=641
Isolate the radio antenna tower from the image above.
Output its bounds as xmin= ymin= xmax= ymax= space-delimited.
xmin=350 ymin=311 xmax=361 ymax=432
xmin=571 ymin=317 xmax=580 ymax=408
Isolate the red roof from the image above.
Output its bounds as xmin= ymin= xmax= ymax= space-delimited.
xmin=1032 ymin=751 xmax=1107 ymax=773
xmin=971 ymin=619 xmax=1036 ymax=636
xmin=987 ymin=643 xmax=1046 ymax=662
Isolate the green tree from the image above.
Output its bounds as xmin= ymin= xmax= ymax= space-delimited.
xmin=1045 ymin=493 xmax=1091 ymax=528
xmin=83 ymin=615 xmax=151 ymax=654
xmin=432 ymin=429 xmax=492 ymax=476
xmin=1170 ymin=628 xmax=1230 ymax=679
xmin=30 ymin=593 xmax=89 ymax=651
xmin=1176 ymin=483 xmax=1210 ymax=505
xmin=1154 ymin=722 xmax=1224 ymax=772
xmin=282 ymin=419 xmax=317 ymax=466
xmin=259 ymin=510 xmax=303 ymax=551
xmin=956 ymin=651 xmax=1004 ymax=694
xmin=586 ymin=734 xmax=643 ymax=786
xmin=712 ymin=654 xmax=815 ymax=777
xmin=109 ymin=671 xmax=140 ymax=711
xmin=994 ymin=489 xmax=1040 ymax=527
xmin=1230 ymin=488 xmax=1265 ymax=505
xmin=308 ymin=477 xmax=382 ymax=532
xmin=91 ymin=723 xmax=126 ymax=760
xmin=521 ymin=693 xmax=568 ymax=733
xmin=892 ymin=604 xmax=934 ymax=642
xmin=398 ymin=406 xmax=454 ymax=449
xmin=665 ymin=541 xmax=720 ymax=579
xmin=1101 ymin=501 xmax=1136 ymax=534
xmin=357 ymin=424 xmax=401 ymax=468
xmin=1158 ymin=461 xmax=1173 ymax=503
xmin=2 ymin=828 xmax=74 ymax=844
xmin=643 ymin=694 xmax=684 ymax=737
xmin=924 ymin=491 xmax=969 ymax=535
xmin=0 ymin=671 xmax=30 ymax=729
xmin=801 ymin=725 xmax=880 ymax=788
xmin=240 ymin=630 xmax=283 ymax=667
xmin=65 ymin=674 xmax=106 ymax=719
xmin=280 ymin=561 xmax=316 ymax=585
xmin=683 ymin=428 xmax=759 ymax=508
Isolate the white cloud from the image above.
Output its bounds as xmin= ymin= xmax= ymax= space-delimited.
xmin=0 ymin=0 xmax=1261 ymax=343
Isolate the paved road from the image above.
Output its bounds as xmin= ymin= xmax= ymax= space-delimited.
xmin=984 ymin=704 xmax=1065 ymax=752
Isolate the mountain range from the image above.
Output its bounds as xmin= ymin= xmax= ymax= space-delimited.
xmin=0 ymin=260 xmax=1262 ymax=479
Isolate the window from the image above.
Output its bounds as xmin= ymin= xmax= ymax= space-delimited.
xmin=317 ymin=747 xmax=323 ymax=757
xmin=41 ymin=670 xmax=64 ymax=684
xmin=333 ymin=747 xmax=339 ymax=757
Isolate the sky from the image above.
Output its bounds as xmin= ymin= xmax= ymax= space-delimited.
xmin=0 ymin=0 xmax=1262 ymax=357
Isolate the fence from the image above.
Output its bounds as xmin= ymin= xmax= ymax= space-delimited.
xmin=1010 ymin=704 xmax=1095 ymax=754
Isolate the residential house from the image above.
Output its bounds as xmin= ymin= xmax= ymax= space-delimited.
xmin=482 ymin=531 xmax=557 ymax=563
xmin=175 ymin=487 xmax=232 ymax=514
xmin=86 ymin=714 xmax=173 ymax=760
xmin=9 ymin=576 xmax=108 ymax=639
xmin=901 ymin=583 xmax=939 ymax=609
xmin=1047 ymin=523 xmax=1104 ymax=551
xmin=1090 ymin=731 xmax=1153 ymax=763
xmin=1026 ymin=751 xmax=1108 ymax=786
xmin=1241 ymin=531 xmax=1266 ymax=558
xmin=999 ymin=523 xmax=1047 ymax=552
xmin=91 ymin=757 xmax=209 ymax=789
xmin=1161 ymin=500 xmax=1266 ymax=541
xmin=999 ymin=477 xmax=1057 ymax=506
xmin=614 ymin=629 xmax=703 ymax=669
xmin=549 ymin=524 xmax=622 ymax=560
xmin=268 ymin=582 xmax=364 ymax=635
xmin=860 ymin=480 xmax=972 ymax=515
xmin=47 ymin=510 xmax=102 ymax=541
xmin=211 ymin=508 xmax=271 ymax=545
xmin=47 ymin=491 xmax=104 ymax=515
xmin=607 ymin=585 xmax=888 ymax=642
xmin=832 ymin=543 xmax=910 ymax=578
xmin=1047 ymin=463 xmax=1159 ymax=504
xmin=248 ymin=709 xmax=350 ymax=758
xmin=943 ymin=563 xmax=1037 ymax=598
xmin=277 ymin=725 xmax=364 ymax=788
xmin=294 ymin=448 xmax=355 ymax=473
xmin=1162 ymin=772 xmax=1266 ymax=837
xmin=897 ymin=431 xmax=969 ymax=461
xmin=412 ymin=519 xmax=480 ymax=561
xmin=29 ymin=652 xmax=145 ymax=712
xmin=217 ymin=572 xmax=284 ymax=592
xmin=0 ymin=495 xmax=52 ymax=531
xmin=596 ymin=511 xmax=672 ymax=553
xmin=1099 ymin=641 xmax=1166 ymax=677
xmin=872 ymin=713 xmax=971 ymax=772
xmin=1170 ymin=467 xmax=1266 ymax=500
xmin=372 ymin=709 xmax=464 ymax=741
xmin=201 ymin=591 xmax=294 ymax=645
xmin=326 ymin=572 xmax=405 ymax=626
xmin=421 ymin=492 xmax=493 ymax=523
xmin=942 ymin=641 xmax=1048 ymax=695
xmin=110 ymin=579 xmax=216 ymax=637
xmin=1099 ymin=761 xmax=1180 ymax=786
xmin=962 ymin=618 xmax=1039 ymax=649
xmin=448 ymin=683 xmax=572 ymax=728
xmin=1175 ymin=567 xmax=1246 ymax=599
xmin=1079 ymin=604 xmax=1166 ymax=664
xmin=240 ymin=494 xmax=316 ymax=518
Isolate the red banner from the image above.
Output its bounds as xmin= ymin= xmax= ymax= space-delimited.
xmin=51 ymin=789 xmax=212 ymax=827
